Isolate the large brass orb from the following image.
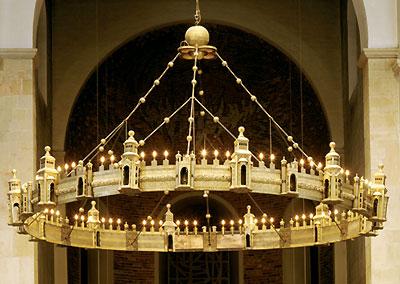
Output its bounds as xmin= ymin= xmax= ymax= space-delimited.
xmin=185 ymin=25 xmax=210 ymax=46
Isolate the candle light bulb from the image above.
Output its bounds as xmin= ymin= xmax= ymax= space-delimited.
xmin=193 ymin=220 xmax=198 ymax=226
xmin=184 ymin=220 xmax=189 ymax=226
xmin=101 ymin=217 xmax=105 ymax=223
xmin=140 ymin=151 xmax=145 ymax=159
xmin=259 ymin=153 xmax=264 ymax=160
xmin=340 ymin=168 xmax=344 ymax=174
xmin=57 ymin=166 xmax=62 ymax=172
xmin=302 ymin=214 xmax=306 ymax=220
xmin=117 ymin=219 xmax=121 ymax=225
xmin=159 ymin=220 xmax=163 ymax=226
xmin=238 ymin=219 xmax=243 ymax=225
xmin=345 ymin=170 xmax=350 ymax=176
xmin=295 ymin=215 xmax=299 ymax=221
xmin=225 ymin=151 xmax=231 ymax=158
xmin=71 ymin=161 xmax=76 ymax=168
xmin=100 ymin=156 xmax=105 ymax=164
xmin=317 ymin=162 xmax=323 ymax=169
xmin=334 ymin=209 xmax=339 ymax=215
xmin=80 ymin=215 xmax=85 ymax=221
xmin=230 ymin=220 xmax=234 ymax=226
xmin=50 ymin=209 xmax=54 ymax=215
xmin=214 ymin=149 xmax=219 ymax=158
xmin=164 ymin=150 xmax=169 ymax=159
xmin=64 ymin=164 xmax=69 ymax=171
xmin=270 ymin=217 xmax=274 ymax=223
xmin=201 ymin=149 xmax=207 ymax=158
xmin=270 ymin=154 xmax=275 ymax=161
xmin=261 ymin=217 xmax=266 ymax=224
xmin=74 ymin=214 xmax=78 ymax=220
xmin=109 ymin=218 xmax=113 ymax=224
xmin=142 ymin=220 xmax=146 ymax=226
xmin=56 ymin=210 xmax=60 ymax=217
xmin=152 ymin=151 xmax=157 ymax=159
xmin=221 ymin=219 xmax=226 ymax=226
xmin=300 ymin=159 xmax=305 ymax=166
xmin=110 ymin=155 xmax=115 ymax=163
xmin=309 ymin=213 xmax=314 ymax=219
xmin=176 ymin=220 xmax=180 ymax=226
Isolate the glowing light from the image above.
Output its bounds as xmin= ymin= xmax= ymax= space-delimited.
xmin=101 ymin=217 xmax=106 ymax=223
xmin=270 ymin=154 xmax=275 ymax=161
xmin=230 ymin=220 xmax=234 ymax=226
xmin=142 ymin=220 xmax=146 ymax=226
xmin=238 ymin=219 xmax=243 ymax=225
xmin=261 ymin=218 xmax=266 ymax=224
xmin=159 ymin=220 xmax=163 ymax=226
xmin=201 ymin=149 xmax=207 ymax=158
xmin=317 ymin=162 xmax=323 ymax=169
xmin=221 ymin=219 xmax=226 ymax=226
xmin=270 ymin=217 xmax=274 ymax=223
xmin=345 ymin=170 xmax=350 ymax=176
xmin=259 ymin=153 xmax=264 ymax=160
xmin=50 ymin=209 xmax=54 ymax=215
xmin=140 ymin=151 xmax=145 ymax=159
xmin=117 ymin=219 xmax=122 ymax=225
xmin=80 ymin=215 xmax=85 ymax=221
xmin=64 ymin=164 xmax=69 ymax=171
xmin=176 ymin=220 xmax=181 ymax=226
xmin=310 ymin=161 xmax=315 ymax=168
xmin=334 ymin=209 xmax=339 ymax=215
xmin=225 ymin=151 xmax=231 ymax=158
xmin=340 ymin=168 xmax=344 ymax=174
xmin=109 ymin=218 xmax=113 ymax=224
xmin=254 ymin=218 xmax=258 ymax=224
xmin=295 ymin=215 xmax=299 ymax=221
xmin=193 ymin=220 xmax=198 ymax=226
xmin=309 ymin=213 xmax=314 ymax=219
xmin=152 ymin=151 xmax=157 ymax=159
xmin=57 ymin=166 xmax=62 ymax=172
xmin=184 ymin=220 xmax=189 ymax=226
xmin=300 ymin=159 xmax=305 ymax=166
xmin=214 ymin=149 xmax=219 ymax=158
xmin=74 ymin=214 xmax=79 ymax=220
xmin=100 ymin=156 xmax=105 ymax=164
xmin=302 ymin=214 xmax=306 ymax=220
xmin=44 ymin=208 xmax=49 ymax=214
xmin=164 ymin=150 xmax=169 ymax=158
xmin=110 ymin=155 xmax=115 ymax=163
xmin=71 ymin=161 xmax=76 ymax=168
xmin=150 ymin=220 xmax=154 ymax=226
xmin=56 ymin=210 xmax=60 ymax=216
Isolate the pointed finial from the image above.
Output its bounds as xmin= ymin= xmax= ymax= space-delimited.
xmin=329 ymin=142 xmax=336 ymax=150
xmin=91 ymin=200 xmax=96 ymax=208
xmin=166 ymin=203 xmax=171 ymax=211
xmin=378 ymin=163 xmax=384 ymax=172
xmin=11 ymin=169 xmax=17 ymax=178
xmin=247 ymin=205 xmax=251 ymax=213
xmin=238 ymin=126 xmax=245 ymax=135
xmin=128 ymin=130 xmax=135 ymax=138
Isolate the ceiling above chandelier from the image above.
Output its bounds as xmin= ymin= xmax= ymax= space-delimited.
xmin=7 ymin=0 xmax=388 ymax=252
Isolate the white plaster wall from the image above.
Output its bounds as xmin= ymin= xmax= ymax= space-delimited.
xmin=364 ymin=0 xmax=398 ymax=48
xmin=0 ymin=0 xmax=36 ymax=48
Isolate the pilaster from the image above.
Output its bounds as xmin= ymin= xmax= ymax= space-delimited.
xmin=0 ymin=48 xmax=37 ymax=283
xmin=360 ymin=47 xmax=400 ymax=284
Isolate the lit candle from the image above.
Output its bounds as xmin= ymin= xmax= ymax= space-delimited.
xmin=117 ymin=218 xmax=122 ymax=230
xmin=164 ymin=150 xmax=169 ymax=159
xmin=109 ymin=218 xmax=113 ymax=230
xmin=225 ymin=151 xmax=231 ymax=159
xmin=101 ymin=217 xmax=106 ymax=230
xmin=221 ymin=219 xmax=226 ymax=235
xmin=193 ymin=220 xmax=198 ymax=235
xmin=230 ymin=220 xmax=234 ymax=235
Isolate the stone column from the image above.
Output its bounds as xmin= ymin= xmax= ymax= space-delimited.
xmin=0 ymin=48 xmax=37 ymax=283
xmin=360 ymin=48 xmax=400 ymax=284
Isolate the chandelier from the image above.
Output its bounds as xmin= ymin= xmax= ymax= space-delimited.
xmin=7 ymin=0 xmax=388 ymax=252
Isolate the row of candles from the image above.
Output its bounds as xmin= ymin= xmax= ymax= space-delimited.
xmin=41 ymin=208 xmax=357 ymax=234
xmin=56 ymin=149 xmax=351 ymax=179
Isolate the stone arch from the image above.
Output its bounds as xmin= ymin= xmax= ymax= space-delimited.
xmin=50 ymin=0 xmax=346 ymax=156
xmin=350 ymin=0 xmax=368 ymax=50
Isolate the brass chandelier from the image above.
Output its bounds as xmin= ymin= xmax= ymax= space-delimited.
xmin=7 ymin=0 xmax=388 ymax=252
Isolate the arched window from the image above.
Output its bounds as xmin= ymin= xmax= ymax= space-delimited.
xmin=245 ymin=233 xmax=251 ymax=248
xmin=373 ymin=199 xmax=379 ymax=217
xmin=324 ymin=179 xmax=330 ymax=199
xmin=241 ymin=165 xmax=247 ymax=186
xmin=50 ymin=183 xmax=55 ymax=202
xmin=37 ymin=183 xmax=41 ymax=201
xmin=180 ymin=167 xmax=188 ymax=185
xmin=314 ymin=226 xmax=318 ymax=243
xmin=77 ymin=177 xmax=83 ymax=196
xmin=289 ymin=174 xmax=297 ymax=192
xmin=12 ymin=203 xmax=19 ymax=223
xmin=168 ymin=234 xmax=173 ymax=251
xmin=123 ymin=166 xmax=130 ymax=185
xmin=96 ymin=231 xmax=101 ymax=247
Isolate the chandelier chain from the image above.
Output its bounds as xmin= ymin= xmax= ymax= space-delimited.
xmin=215 ymin=52 xmax=310 ymax=159
xmin=194 ymin=0 xmax=201 ymax=25
xmin=187 ymin=48 xmax=199 ymax=155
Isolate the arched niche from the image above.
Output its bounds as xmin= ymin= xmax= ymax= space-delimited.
xmin=49 ymin=0 xmax=345 ymax=156
xmin=64 ymin=24 xmax=330 ymax=164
